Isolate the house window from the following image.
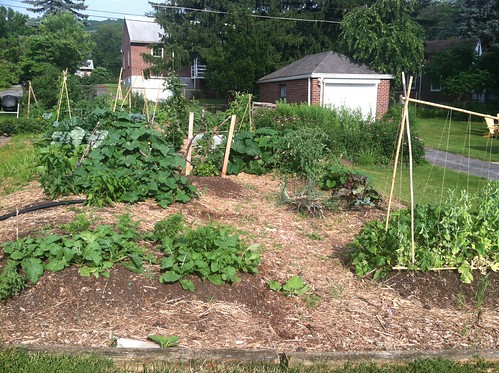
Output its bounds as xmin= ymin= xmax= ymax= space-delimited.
xmin=430 ymin=80 xmax=442 ymax=92
xmin=152 ymin=46 xmax=164 ymax=58
xmin=127 ymin=50 xmax=130 ymax=68
xmin=279 ymin=84 xmax=286 ymax=100
xmin=405 ymin=75 xmax=417 ymax=91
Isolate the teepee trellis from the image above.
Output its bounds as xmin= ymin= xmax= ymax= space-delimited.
xmin=387 ymin=73 xmax=498 ymax=270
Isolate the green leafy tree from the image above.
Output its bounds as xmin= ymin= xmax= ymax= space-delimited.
xmin=459 ymin=0 xmax=499 ymax=50
xmin=339 ymin=0 xmax=425 ymax=86
xmin=23 ymin=0 xmax=88 ymax=21
xmin=0 ymin=7 xmax=30 ymax=87
xmin=20 ymin=12 xmax=94 ymax=81
xmin=90 ymin=21 xmax=123 ymax=77
xmin=415 ymin=0 xmax=461 ymax=40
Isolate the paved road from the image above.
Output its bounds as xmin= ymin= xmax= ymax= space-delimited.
xmin=425 ymin=147 xmax=499 ymax=181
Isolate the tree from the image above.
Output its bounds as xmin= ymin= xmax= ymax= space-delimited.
xmin=23 ymin=0 xmax=88 ymax=21
xmin=459 ymin=0 xmax=499 ymax=50
xmin=0 ymin=7 xmax=30 ymax=87
xmin=414 ymin=0 xmax=461 ymax=40
xmin=90 ymin=21 xmax=123 ymax=77
xmin=339 ymin=0 xmax=425 ymax=86
xmin=20 ymin=12 xmax=94 ymax=81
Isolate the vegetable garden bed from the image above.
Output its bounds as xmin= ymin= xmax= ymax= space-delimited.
xmin=0 ymin=174 xmax=498 ymax=352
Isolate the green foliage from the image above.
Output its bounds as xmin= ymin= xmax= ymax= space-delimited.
xmin=339 ymin=0 xmax=425 ymax=87
xmin=153 ymin=214 xmax=184 ymax=242
xmin=349 ymin=182 xmax=499 ymax=283
xmin=23 ymin=0 xmax=88 ymax=22
xmin=318 ymin=165 xmax=382 ymax=208
xmin=268 ymin=275 xmax=310 ymax=297
xmin=0 ymin=214 xmax=147 ymax=300
xmin=147 ymin=335 xmax=180 ymax=348
xmin=90 ymin=21 xmax=123 ymax=77
xmin=36 ymin=111 xmax=197 ymax=207
xmin=158 ymin=215 xmax=261 ymax=291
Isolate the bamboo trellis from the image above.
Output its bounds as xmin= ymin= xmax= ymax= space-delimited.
xmin=387 ymin=72 xmax=497 ymax=269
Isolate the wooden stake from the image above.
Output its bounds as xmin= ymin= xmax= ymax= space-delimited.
xmin=221 ymin=115 xmax=237 ymax=178
xmin=185 ymin=112 xmax=194 ymax=176
xmin=404 ymin=93 xmax=415 ymax=265
xmin=27 ymin=81 xmax=32 ymax=117
xmin=385 ymin=75 xmax=413 ymax=232
xmin=113 ymin=67 xmax=123 ymax=112
xmin=56 ymin=70 xmax=66 ymax=121
xmin=64 ymin=69 xmax=72 ymax=120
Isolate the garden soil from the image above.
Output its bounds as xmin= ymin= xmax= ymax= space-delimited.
xmin=0 ymin=174 xmax=498 ymax=351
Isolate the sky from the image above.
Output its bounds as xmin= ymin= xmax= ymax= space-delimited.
xmin=1 ymin=0 xmax=156 ymax=20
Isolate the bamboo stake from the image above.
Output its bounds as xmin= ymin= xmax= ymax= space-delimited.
xmin=408 ymin=97 xmax=499 ymax=120
xmin=56 ymin=70 xmax=66 ymax=121
xmin=221 ymin=115 xmax=237 ymax=178
xmin=27 ymin=81 xmax=32 ymax=117
xmin=404 ymin=94 xmax=415 ymax=265
xmin=151 ymin=75 xmax=163 ymax=124
xmin=385 ymin=75 xmax=413 ymax=231
xmin=113 ymin=67 xmax=123 ymax=112
xmin=64 ymin=69 xmax=72 ymax=120
xmin=185 ymin=112 xmax=194 ymax=176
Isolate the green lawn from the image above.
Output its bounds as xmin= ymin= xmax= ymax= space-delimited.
xmin=0 ymin=134 xmax=38 ymax=195
xmin=356 ymin=163 xmax=492 ymax=206
xmin=416 ymin=117 xmax=499 ymax=162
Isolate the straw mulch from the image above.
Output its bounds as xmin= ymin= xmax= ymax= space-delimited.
xmin=0 ymin=174 xmax=498 ymax=351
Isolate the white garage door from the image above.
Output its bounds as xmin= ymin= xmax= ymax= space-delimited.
xmin=323 ymin=82 xmax=377 ymax=119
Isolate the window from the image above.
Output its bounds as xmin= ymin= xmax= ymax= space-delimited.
xmin=405 ymin=75 xmax=417 ymax=91
xmin=152 ymin=46 xmax=164 ymax=58
xmin=127 ymin=50 xmax=130 ymax=68
xmin=430 ymin=80 xmax=441 ymax=92
xmin=279 ymin=84 xmax=286 ymax=100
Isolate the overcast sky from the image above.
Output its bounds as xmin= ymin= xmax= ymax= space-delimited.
xmin=2 ymin=0 xmax=156 ymax=20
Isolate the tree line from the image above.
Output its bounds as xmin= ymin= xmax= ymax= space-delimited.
xmin=1 ymin=0 xmax=499 ymax=102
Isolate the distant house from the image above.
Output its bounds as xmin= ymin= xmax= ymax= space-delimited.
xmin=122 ymin=17 xmax=170 ymax=101
xmin=257 ymin=51 xmax=392 ymax=119
xmin=121 ymin=17 xmax=207 ymax=101
xmin=404 ymin=39 xmax=483 ymax=103
xmin=76 ymin=60 xmax=94 ymax=77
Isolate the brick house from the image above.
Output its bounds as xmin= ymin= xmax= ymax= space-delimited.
xmin=122 ymin=17 xmax=207 ymax=101
xmin=257 ymin=51 xmax=392 ymax=119
xmin=122 ymin=17 xmax=170 ymax=101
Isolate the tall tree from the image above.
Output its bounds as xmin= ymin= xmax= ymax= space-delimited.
xmin=23 ymin=0 xmax=88 ymax=21
xmin=0 ymin=7 xmax=30 ymax=87
xmin=459 ymin=0 xmax=499 ymax=50
xmin=90 ymin=21 xmax=123 ymax=77
xmin=339 ymin=0 xmax=425 ymax=86
xmin=20 ymin=12 xmax=94 ymax=80
xmin=415 ymin=0 xmax=461 ymax=40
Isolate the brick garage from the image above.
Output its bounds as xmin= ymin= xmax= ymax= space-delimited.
xmin=257 ymin=51 xmax=392 ymax=119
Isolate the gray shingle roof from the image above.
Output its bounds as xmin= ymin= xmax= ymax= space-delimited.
xmin=125 ymin=17 xmax=164 ymax=44
xmin=258 ymin=51 xmax=386 ymax=83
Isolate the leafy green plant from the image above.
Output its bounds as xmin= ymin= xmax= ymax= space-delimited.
xmin=0 ymin=215 xmax=147 ymax=300
xmin=153 ymin=214 xmax=184 ymax=242
xmin=147 ymin=335 xmax=180 ymax=348
xmin=268 ymin=275 xmax=310 ymax=297
xmin=349 ymin=183 xmax=499 ymax=283
xmin=158 ymin=216 xmax=261 ymax=291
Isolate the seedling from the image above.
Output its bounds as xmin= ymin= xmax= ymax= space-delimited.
xmin=147 ymin=335 xmax=180 ymax=348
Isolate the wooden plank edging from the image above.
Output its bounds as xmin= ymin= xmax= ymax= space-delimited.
xmin=2 ymin=345 xmax=499 ymax=367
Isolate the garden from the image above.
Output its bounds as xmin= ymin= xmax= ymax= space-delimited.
xmin=0 ymin=87 xmax=498 ymax=364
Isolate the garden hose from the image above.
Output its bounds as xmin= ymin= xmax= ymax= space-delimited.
xmin=0 ymin=199 xmax=86 ymax=222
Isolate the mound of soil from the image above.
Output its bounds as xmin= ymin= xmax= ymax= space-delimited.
xmin=0 ymin=174 xmax=498 ymax=351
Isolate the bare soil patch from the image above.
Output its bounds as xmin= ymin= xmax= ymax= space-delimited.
xmin=0 ymin=174 xmax=498 ymax=351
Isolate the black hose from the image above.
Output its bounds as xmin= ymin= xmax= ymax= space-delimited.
xmin=0 ymin=199 xmax=86 ymax=222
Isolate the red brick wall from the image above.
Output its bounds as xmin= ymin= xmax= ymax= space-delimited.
xmin=258 ymin=79 xmax=310 ymax=103
xmin=122 ymin=22 xmax=154 ymax=80
xmin=376 ymin=79 xmax=391 ymax=118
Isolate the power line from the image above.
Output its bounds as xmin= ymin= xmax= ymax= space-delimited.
xmin=149 ymin=3 xmax=342 ymax=24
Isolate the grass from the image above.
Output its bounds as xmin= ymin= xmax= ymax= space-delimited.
xmin=0 ymin=134 xmax=38 ymax=195
xmin=0 ymin=349 xmax=497 ymax=373
xmin=356 ymin=163 xmax=492 ymax=206
xmin=416 ymin=117 xmax=499 ymax=162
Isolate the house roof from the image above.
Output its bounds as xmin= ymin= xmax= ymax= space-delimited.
xmin=424 ymin=39 xmax=477 ymax=54
xmin=79 ymin=60 xmax=94 ymax=70
xmin=124 ymin=17 xmax=164 ymax=44
xmin=257 ymin=51 xmax=391 ymax=83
